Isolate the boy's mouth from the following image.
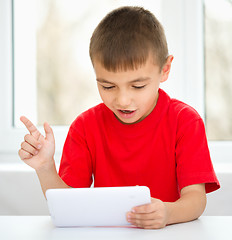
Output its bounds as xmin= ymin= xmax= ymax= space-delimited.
xmin=120 ymin=110 xmax=134 ymax=113
xmin=117 ymin=109 xmax=137 ymax=119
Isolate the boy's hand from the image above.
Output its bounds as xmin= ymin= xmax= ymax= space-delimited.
xmin=18 ymin=116 xmax=55 ymax=171
xmin=126 ymin=198 xmax=168 ymax=229
xmin=126 ymin=184 xmax=206 ymax=229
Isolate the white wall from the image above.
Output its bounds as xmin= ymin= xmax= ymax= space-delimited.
xmin=0 ymin=164 xmax=231 ymax=216
xmin=203 ymin=172 xmax=232 ymax=216
xmin=0 ymin=164 xmax=49 ymax=215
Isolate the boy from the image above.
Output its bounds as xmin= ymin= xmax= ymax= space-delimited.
xmin=18 ymin=6 xmax=220 ymax=229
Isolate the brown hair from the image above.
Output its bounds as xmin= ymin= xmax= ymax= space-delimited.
xmin=89 ymin=6 xmax=169 ymax=72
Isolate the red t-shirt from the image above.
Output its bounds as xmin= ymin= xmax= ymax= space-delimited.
xmin=59 ymin=88 xmax=220 ymax=202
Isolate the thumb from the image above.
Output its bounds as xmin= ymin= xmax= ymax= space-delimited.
xmin=43 ymin=122 xmax=55 ymax=142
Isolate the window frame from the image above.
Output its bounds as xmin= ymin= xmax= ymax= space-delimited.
xmin=0 ymin=0 xmax=231 ymax=165
xmin=0 ymin=0 xmax=68 ymax=160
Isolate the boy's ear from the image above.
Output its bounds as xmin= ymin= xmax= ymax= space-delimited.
xmin=160 ymin=55 xmax=174 ymax=83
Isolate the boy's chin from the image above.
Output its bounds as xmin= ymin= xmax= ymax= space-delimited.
xmin=114 ymin=114 xmax=142 ymax=125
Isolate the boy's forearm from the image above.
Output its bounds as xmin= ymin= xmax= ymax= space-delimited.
xmin=165 ymin=184 xmax=206 ymax=225
xmin=35 ymin=159 xmax=70 ymax=197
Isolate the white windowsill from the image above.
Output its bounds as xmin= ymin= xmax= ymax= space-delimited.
xmin=0 ymin=162 xmax=232 ymax=175
xmin=0 ymin=162 xmax=60 ymax=172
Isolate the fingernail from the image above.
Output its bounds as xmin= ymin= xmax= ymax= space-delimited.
xmin=37 ymin=144 xmax=42 ymax=149
xmin=35 ymin=151 xmax=39 ymax=155
xmin=132 ymin=209 xmax=136 ymax=213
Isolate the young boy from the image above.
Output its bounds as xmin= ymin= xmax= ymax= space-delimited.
xmin=18 ymin=6 xmax=220 ymax=229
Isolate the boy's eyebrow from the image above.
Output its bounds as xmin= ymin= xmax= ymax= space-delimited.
xmin=96 ymin=77 xmax=151 ymax=84
xmin=130 ymin=77 xmax=151 ymax=83
xmin=96 ymin=79 xmax=113 ymax=84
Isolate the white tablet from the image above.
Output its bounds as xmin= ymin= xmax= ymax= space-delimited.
xmin=46 ymin=186 xmax=151 ymax=227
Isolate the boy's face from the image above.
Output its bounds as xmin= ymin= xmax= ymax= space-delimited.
xmin=94 ymin=55 xmax=173 ymax=124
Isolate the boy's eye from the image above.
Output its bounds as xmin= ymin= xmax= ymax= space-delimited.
xmin=133 ymin=85 xmax=146 ymax=89
xmin=102 ymin=85 xmax=115 ymax=90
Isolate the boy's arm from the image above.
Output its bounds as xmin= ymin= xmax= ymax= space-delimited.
xmin=127 ymin=183 xmax=206 ymax=229
xmin=18 ymin=116 xmax=70 ymax=197
xmin=35 ymin=162 xmax=71 ymax=197
xmin=165 ymin=183 xmax=206 ymax=225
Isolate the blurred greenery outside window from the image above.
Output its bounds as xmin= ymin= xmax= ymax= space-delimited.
xmin=204 ymin=0 xmax=232 ymax=140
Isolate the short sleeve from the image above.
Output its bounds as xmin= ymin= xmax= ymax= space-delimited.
xmin=58 ymin=118 xmax=93 ymax=188
xmin=176 ymin=117 xmax=220 ymax=193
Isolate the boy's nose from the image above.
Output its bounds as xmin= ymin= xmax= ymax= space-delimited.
xmin=116 ymin=92 xmax=131 ymax=109
xmin=117 ymin=96 xmax=131 ymax=110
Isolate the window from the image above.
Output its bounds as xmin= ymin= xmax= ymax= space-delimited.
xmin=1 ymin=0 xmax=232 ymax=165
xmin=13 ymin=0 xmax=163 ymax=127
xmin=205 ymin=0 xmax=232 ymax=141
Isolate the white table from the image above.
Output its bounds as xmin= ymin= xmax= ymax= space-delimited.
xmin=0 ymin=216 xmax=231 ymax=240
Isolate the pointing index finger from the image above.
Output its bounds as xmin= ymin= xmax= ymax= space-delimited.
xmin=20 ymin=116 xmax=41 ymax=140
